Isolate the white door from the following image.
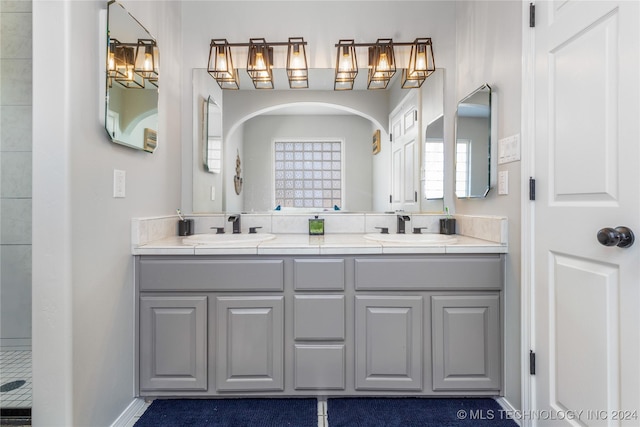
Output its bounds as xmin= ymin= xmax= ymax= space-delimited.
xmin=534 ymin=1 xmax=639 ymax=425
xmin=390 ymin=92 xmax=420 ymax=212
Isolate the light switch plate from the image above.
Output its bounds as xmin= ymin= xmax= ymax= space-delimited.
xmin=498 ymin=170 xmax=508 ymax=195
xmin=113 ymin=169 xmax=126 ymax=198
xmin=498 ymin=134 xmax=521 ymax=164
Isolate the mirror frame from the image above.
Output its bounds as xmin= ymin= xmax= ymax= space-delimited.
xmin=105 ymin=1 xmax=159 ymax=152
xmin=454 ymin=83 xmax=492 ymax=199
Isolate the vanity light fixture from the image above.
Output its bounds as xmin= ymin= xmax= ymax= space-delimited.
xmin=134 ymin=39 xmax=159 ymax=80
xmin=401 ymin=38 xmax=435 ymax=89
xmin=286 ymin=37 xmax=308 ymax=89
xmin=207 ymin=39 xmax=239 ymax=90
xmin=247 ymin=38 xmax=274 ymax=89
xmin=334 ymin=39 xmax=358 ymax=90
xmin=109 ymin=38 xmax=158 ymax=89
xmin=107 ymin=39 xmax=125 ymax=79
xmin=333 ymin=37 xmax=435 ymax=90
xmin=207 ymin=38 xmax=308 ymax=89
xmin=114 ymin=45 xmax=144 ymax=89
xmin=367 ymin=39 xmax=396 ymax=90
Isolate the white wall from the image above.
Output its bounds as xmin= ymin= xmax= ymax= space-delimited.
xmin=32 ymin=1 xmax=182 ymax=425
xmin=455 ymin=0 xmax=523 ymax=410
xmin=242 ymin=115 xmax=373 ymax=212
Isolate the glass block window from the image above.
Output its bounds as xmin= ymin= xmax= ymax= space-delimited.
xmin=274 ymin=141 xmax=342 ymax=209
xmin=455 ymin=139 xmax=470 ymax=196
xmin=424 ymin=140 xmax=444 ymax=199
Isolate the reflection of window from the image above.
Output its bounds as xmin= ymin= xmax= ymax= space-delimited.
xmin=424 ymin=140 xmax=444 ymax=199
xmin=274 ymin=140 xmax=343 ymax=209
xmin=456 ymin=139 xmax=470 ymax=196
xmin=207 ymin=137 xmax=222 ymax=173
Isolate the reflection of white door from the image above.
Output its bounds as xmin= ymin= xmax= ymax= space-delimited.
xmin=390 ymin=93 xmax=420 ymax=212
xmin=533 ymin=1 xmax=639 ymax=425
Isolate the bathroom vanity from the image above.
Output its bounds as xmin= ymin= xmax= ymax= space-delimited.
xmin=133 ymin=229 xmax=506 ymax=398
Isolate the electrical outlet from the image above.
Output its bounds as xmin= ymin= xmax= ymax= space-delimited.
xmin=113 ymin=169 xmax=126 ymax=198
xmin=211 ymin=186 xmax=216 ymax=201
xmin=498 ymin=170 xmax=508 ymax=195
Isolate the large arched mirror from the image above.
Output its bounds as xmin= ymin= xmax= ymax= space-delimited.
xmin=105 ymin=1 xmax=159 ymax=152
xmin=455 ymin=84 xmax=491 ymax=198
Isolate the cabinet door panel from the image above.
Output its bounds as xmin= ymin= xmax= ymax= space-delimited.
xmin=140 ymin=296 xmax=207 ymax=391
xmin=216 ymin=296 xmax=284 ymax=391
xmin=355 ymin=296 xmax=423 ymax=390
xmin=431 ymin=295 xmax=501 ymax=390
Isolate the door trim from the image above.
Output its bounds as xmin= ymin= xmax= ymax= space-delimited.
xmin=520 ymin=0 xmax=536 ymax=425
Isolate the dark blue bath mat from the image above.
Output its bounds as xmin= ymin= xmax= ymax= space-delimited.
xmin=134 ymin=398 xmax=317 ymax=427
xmin=327 ymin=397 xmax=519 ymax=427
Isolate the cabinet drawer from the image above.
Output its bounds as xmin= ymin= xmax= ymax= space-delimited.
xmin=294 ymin=258 xmax=345 ymax=290
xmin=294 ymin=295 xmax=345 ymax=340
xmin=294 ymin=345 xmax=345 ymax=390
xmin=355 ymin=255 xmax=503 ymax=290
xmin=138 ymin=258 xmax=284 ymax=291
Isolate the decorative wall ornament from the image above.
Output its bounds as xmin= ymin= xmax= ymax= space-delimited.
xmin=234 ymin=150 xmax=243 ymax=195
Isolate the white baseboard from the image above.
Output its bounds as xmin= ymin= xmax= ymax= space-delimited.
xmin=110 ymin=398 xmax=149 ymax=427
xmin=495 ymin=396 xmax=522 ymax=426
xmin=0 ymin=338 xmax=32 ymax=351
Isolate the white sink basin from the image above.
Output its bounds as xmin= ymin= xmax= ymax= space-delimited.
xmin=182 ymin=233 xmax=276 ymax=245
xmin=363 ymin=233 xmax=457 ymax=244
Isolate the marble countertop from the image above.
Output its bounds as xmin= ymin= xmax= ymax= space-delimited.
xmin=132 ymin=233 xmax=507 ymax=256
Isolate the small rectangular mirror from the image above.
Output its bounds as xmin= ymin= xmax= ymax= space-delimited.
xmin=105 ymin=1 xmax=159 ymax=152
xmin=455 ymin=84 xmax=491 ymax=198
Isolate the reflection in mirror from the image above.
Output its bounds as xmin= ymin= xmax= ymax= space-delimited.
xmin=455 ymin=84 xmax=491 ymax=198
xmin=424 ymin=115 xmax=444 ymax=199
xmin=205 ymin=96 xmax=222 ymax=173
xmin=191 ymin=68 xmax=445 ymax=213
xmin=105 ymin=1 xmax=159 ymax=152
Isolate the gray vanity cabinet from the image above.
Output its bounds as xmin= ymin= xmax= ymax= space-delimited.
xmin=355 ymin=296 xmax=423 ymax=390
xmin=135 ymin=253 xmax=505 ymax=397
xmin=215 ymin=296 xmax=284 ymax=391
xmin=431 ymin=294 xmax=501 ymax=391
xmin=139 ymin=295 xmax=208 ymax=391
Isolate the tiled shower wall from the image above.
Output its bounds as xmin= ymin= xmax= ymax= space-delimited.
xmin=1 ymin=0 xmax=32 ymax=350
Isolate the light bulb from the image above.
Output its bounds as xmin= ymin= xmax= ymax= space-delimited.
xmin=144 ymin=53 xmax=152 ymax=71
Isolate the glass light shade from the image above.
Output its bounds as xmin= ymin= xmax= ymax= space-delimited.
xmin=247 ymin=39 xmax=274 ymax=89
xmin=286 ymin=37 xmax=308 ymax=89
xmin=334 ymin=39 xmax=357 ymax=90
xmin=367 ymin=42 xmax=395 ymax=90
xmin=134 ymin=39 xmax=159 ymax=79
xmin=207 ymin=39 xmax=235 ymax=82
xmin=114 ymin=46 xmax=144 ymax=88
xmin=216 ymin=67 xmax=240 ymax=90
xmin=107 ymin=39 xmax=125 ymax=78
xmin=400 ymin=68 xmax=425 ymax=89
xmin=407 ymin=38 xmax=435 ymax=79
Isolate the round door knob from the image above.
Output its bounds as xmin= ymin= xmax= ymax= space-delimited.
xmin=597 ymin=226 xmax=635 ymax=248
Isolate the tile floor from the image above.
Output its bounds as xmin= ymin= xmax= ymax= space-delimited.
xmin=0 ymin=351 xmax=32 ymax=409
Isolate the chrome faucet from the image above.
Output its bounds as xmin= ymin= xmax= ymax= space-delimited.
xmin=228 ymin=214 xmax=241 ymax=234
xmin=397 ymin=215 xmax=411 ymax=234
